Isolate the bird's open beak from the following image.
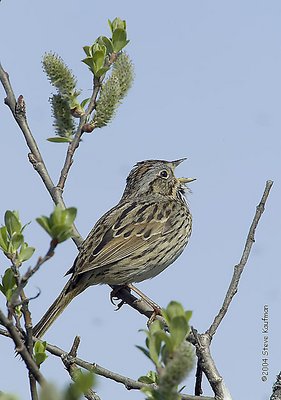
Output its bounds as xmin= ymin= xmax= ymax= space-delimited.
xmin=171 ymin=158 xmax=187 ymax=168
xmin=171 ymin=159 xmax=196 ymax=183
xmin=178 ymin=177 xmax=196 ymax=184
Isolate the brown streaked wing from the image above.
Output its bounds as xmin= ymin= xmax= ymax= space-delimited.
xmin=75 ymin=201 xmax=171 ymax=275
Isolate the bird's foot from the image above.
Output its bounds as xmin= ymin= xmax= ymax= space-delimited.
xmin=110 ymin=285 xmax=131 ymax=310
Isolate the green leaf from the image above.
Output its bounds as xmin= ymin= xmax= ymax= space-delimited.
xmin=135 ymin=345 xmax=151 ymax=360
xmin=162 ymin=301 xmax=186 ymax=324
xmin=108 ymin=18 xmax=113 ymax=33
xmin=80 ymin=97 xmax=90 ymax=108
xmin=82 ymin=57 xmax=95 ymax=72
xmin=138 ymin=370 xmax=158 ymax=384
xmin=5 ymin=288 xmax=14 ymax=301
xmin=19 ymin=244 xmax=35 ymax=262
xmin=185 ymin=310 xmax=192 ymax=323
xmin=37 ymin=206 xmax=77 ymax=243
xmin=149 ymin=320 xmax=162 ymax=334
xmin=154 ymin=330 xmax=173 ymax=354
xmin=1 ymin=268 xmax=16 ymax=296
xmin=4 ymin=211 xmax=22 ymax=237
xmin=47 ymin=137 xmax=73 ymax=143
xmin=138 ymin=375 xmax=152 ymax=384
xmin=34 ymin=340 xmax=48 ymax=366
xmin=148 ymin=335 xmax=161 ymax=367
xmin=52 ymin=225 xmax=73 ymax=243
xmin=64 ymin=371 xmax=95 ymax=399
xmin=63 ymin=207 xmax=77 ymax=226
xmin=34 ymin=340 xmax=46 ymax=353
xmin=169 ymin=316 xmax=189 ymax=348
xmin=10 ymin=233 xmax=24 ymax=251
xmin=110 ymin=17 xmax=126 ymax=32
xmin=36 ymin=216 xmax=52 ymax=236
xmin=0 ymin=226 xmax=8 ymax=252
xmin=92 ymin=50 xmax=106 ymax=73
xmin=83 ymin=45 xmax=91 ymax=57
xmin=112 ymin=28 xmax=129 ymax=53
xmin=73 ymin=371 xmax=94 ymax=392
xmin=94 ymin=66 xmax=110 ymax=78
xmin=35 ymin=352 xmax=48 ymax=366
xmin=21 ymin=220 xmax=32 ymax=233
xmin=50 ymin=206 xmax=64 ymax=226
xmin=97 ymin=36 xmax=113 ymax=55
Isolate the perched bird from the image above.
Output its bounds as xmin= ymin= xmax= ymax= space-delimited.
xmin=33 ymin=159 xmax=195 ymax=337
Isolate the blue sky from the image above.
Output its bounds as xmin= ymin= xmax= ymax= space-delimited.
xmin=0 ymin=1 xmax=280 ymax=399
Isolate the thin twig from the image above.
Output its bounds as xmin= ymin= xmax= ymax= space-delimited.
xmin=0 ymin=309 xmax=46 ymax=385
xmin=9 ymin=240 xmax=57 ymax=309
xmin=194 ymin=360 xmax=203 ymax=396
xmin=57 ymin=76 xmax=101 ymax=191
xmin=206 ymin=180 xmax=273 ymax=338
xmin=62 ymin=336 xmax=101 ymax=400
xmin=21 ymin=292 xmax=39 ymax=400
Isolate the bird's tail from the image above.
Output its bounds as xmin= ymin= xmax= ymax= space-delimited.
xmin=33 ymin=279 xmax=84 ymax=338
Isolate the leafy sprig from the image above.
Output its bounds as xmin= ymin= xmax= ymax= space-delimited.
xmin=36 ymin=205 xmax=77 ymax=243
xmin=0 ymin=210 xmax=35 ymax=265
xmin=137 ymin=301 xmax=195 ymax=400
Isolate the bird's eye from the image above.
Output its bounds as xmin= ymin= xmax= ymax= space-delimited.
xmin=159 ymin=170 xmax=169 ymax=179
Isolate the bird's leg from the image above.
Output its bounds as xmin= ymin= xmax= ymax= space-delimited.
xmin=127 ymin=283 xmax=162 ymax=316
xmin=109 ymin=284 xmax=162 ymax=321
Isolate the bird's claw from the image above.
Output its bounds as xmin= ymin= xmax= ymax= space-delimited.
xmin=110 ymin=285 xmax=131 ymax=310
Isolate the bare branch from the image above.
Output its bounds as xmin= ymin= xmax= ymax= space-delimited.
xmin=206 ymin=180 xmax=273 ymax=338
xmin=0 ymin=309 xmax=46 ymax=386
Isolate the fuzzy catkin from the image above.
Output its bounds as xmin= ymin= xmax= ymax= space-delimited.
xmin=43 ymin=53 xmax=77 ymax=96
xmin=51 ymin=94 xmax=76 ymax=137
xmin=157 ymin=341 xmax=195 ymax=399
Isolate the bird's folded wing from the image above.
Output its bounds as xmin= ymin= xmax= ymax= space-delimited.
xmin=76 ymin=209 xmax=171 ymax=274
